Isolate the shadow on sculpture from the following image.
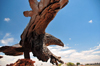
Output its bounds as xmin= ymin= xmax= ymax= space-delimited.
xmin=0 ymin=0 xmax=69 ymax=65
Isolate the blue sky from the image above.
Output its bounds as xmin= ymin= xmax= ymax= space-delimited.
xmin=0 ymin=0 xmax=100 ymax=66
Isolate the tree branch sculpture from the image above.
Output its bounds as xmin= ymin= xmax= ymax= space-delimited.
xmin=0 ymin=0 xmax=69 ymax=65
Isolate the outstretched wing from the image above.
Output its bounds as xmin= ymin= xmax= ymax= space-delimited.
xmin=0 ymin=44 xmax=23 ymax=56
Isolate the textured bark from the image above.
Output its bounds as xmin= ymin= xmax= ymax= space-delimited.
xmin=0 ymin=45 xmax=23 ymax=56
xmin=0 ymin=0 xmax=69 ymax=65
xmin=6 ymin=59 xmax=35 ymax=66
xmin=21 ymin=0 xmax=68 ymax=65
xmin=0 ymin=33 xmax=64 ymax=56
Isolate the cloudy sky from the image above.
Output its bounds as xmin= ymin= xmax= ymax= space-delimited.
xmin=0 ymin=0 xmax=100 ymax=66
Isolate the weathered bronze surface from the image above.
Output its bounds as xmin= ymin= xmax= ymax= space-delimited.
xmin=0 ymin=0 xmax=68 ymax=65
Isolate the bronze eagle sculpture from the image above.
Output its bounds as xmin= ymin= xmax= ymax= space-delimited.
xmin=0 ymin=0 xmax=69 ymax=65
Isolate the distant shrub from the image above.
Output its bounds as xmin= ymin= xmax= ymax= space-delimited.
xmin=58 ymin=63 xmax=62 ymax=66
xmin=66 ymin=62 xmax=75 ymax=66
xmin=76 ymin=62 xmax=80 ymax=66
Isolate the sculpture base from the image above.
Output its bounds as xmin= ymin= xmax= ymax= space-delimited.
xmin=6 ymin=59 xmax=35 ymax=66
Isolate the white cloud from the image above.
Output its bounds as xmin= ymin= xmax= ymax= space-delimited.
xmin=67 ymin=44 xmax=69 ymax=45
xmin=0 ymin=54 xmax=52 ymax=66
xmin=0 ymin=33 xmax=14 ymax=45
xmin=3 ymin=33 xmax=10 ymax=39
xmin=95 ymin=44 xmax=100 ymax=50
xmin=89 ymin=20 xmax=92 ymax=23
xmin=75 ymin=44 xmax=79 ymax=45
xmin=48 ymin=45 xmax=100 ymax=64
xmin=92 ymin=51 xmax=100 ymax=54
xmin=32 ymin=58 xmax=52 ymax=66
xmin=69 ymin=38 xmax=71 ymax=40
xmin=4 ymin=18 xmax=10 ymax=22
xmin=0 ymin=38 xmax=14 ymax=45
xmin=0 ymin=55 xmax=23 ymax=66
xmin=0 ymin=45 xmax=100 ymax=66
